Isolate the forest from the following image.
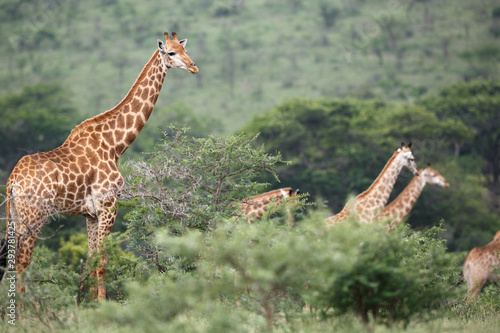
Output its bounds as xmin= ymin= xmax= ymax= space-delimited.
xmin=0 ymin=0 xmax=499 ymax=331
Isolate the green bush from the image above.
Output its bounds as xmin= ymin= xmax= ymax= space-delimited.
xmin=79 ymin=213 xmax=460 ymax=330
xmin=311 ymin=221 xmax=461 ymax=326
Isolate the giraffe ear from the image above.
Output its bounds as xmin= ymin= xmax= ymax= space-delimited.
xmin=157 ymin=40 xmax=166 ymax=54
xmin=179 ymin=39 xmax=187 ymax=48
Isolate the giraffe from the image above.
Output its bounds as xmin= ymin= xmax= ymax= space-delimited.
xmin=463 ymin=231 xmax=500 ymax=299
xmin=1 ymin=32 xmax=198 ymax=300
xmin=378 ymin=163 xmax=450 ymax=230
xmin=238 ymin=188 xmax=300 ymax=226
xmin=325 ymin=143 xmax=419 ymax=225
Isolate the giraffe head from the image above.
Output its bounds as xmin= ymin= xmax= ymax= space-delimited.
xmin=157 ymin=32 xmax=198 ymax=74
xmin=420 ymin=163 xmax=450 ymax=188
xmin=281 ymin=188 xmax=300 ymax=199
xmin=397 ymin=142 xmax=419 ymax=176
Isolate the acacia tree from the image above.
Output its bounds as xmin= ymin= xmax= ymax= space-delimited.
xmin=121 ymin=127 xmax=287 ymax=272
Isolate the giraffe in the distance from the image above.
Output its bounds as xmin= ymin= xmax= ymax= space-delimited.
xmin=1 ymin=32 xmax=198 ymax=300
xmin=463 ymin=231 xmax=500 ymax=299
xmin=239 ymin=188 xmax=300 ymax=226
xmin=326 ymin=143 xmax=419 ymax=225
xmin=378 ymin=163 xmax=450 ymax=230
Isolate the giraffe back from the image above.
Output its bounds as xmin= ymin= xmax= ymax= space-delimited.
xmin=239 ymin=187 xmax=299 ymax=222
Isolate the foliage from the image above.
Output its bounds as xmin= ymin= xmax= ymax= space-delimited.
xmin=242 ymin=97 xmax=466 ymax=211
xmin=52 ymin=214 xmax=464 ymax=331
xmin=58 ymin=233 xmax=89 ymax=272
xmin=454 ymin=270 xmax=500 ymax=329
xmin=121 ymin=127 xmax=287 ymax=271
xmin=242 ymin=98 xmax=390 ymax=210
xmin=0 ymin=0 xmax=498 ymax=132
xmin=311 ymin=221 xmax=460 ymax=326
xmin=420 ymin=79 xmax=500 ymax=190
xmin=242 ymin=81 xmax=500 ymax=250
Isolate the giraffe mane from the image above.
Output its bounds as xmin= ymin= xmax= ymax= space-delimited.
xmin=66 ymin=49 xmax=161 ymax=141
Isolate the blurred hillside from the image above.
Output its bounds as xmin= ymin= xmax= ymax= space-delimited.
xmin=1 ymin=0 xmax=498 ymax=133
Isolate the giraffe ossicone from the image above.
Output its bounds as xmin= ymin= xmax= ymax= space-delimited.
xmin=1 ymin=32 xmax=198 ymax=301
xmin=326 ymin=143 xmax=419 ymax=225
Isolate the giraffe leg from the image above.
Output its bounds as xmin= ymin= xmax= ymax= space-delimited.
xmin=468 ymin=278 xmax=486 ymax=299
xmin=15 ymin=217 xmax=46 ymax=294
xmin=86 ymin=216 xmax=99 ymax=300
xmin=94 ymin=203 xmax=118 ymax=301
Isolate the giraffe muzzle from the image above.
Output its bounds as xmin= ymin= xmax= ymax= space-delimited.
xmin=188 ymin=64 xmax=199 ymax=74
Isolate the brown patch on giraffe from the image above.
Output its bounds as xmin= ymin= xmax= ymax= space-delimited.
xmin=125 ymin=132 xmax=136 ymax=146
xmin=69 ymin=163 xmax=79 ymax=174
xmin=141 ymin=87 xmax=150 ymax=100
xmin=116 ymin=144 xmax=125 ymax=155
xmin=114 ymin=130 xmax=125 ymax=143
xmin=135 ymin=117 xmax=145 ymax=132
xmin=126 ymin=114 xmax=135 ymax=128
xmin=130 ymin=98 xmax=143 ymax=113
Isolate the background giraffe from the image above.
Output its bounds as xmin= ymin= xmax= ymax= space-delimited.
xmin=378 ymin=163 xmax=450 ymax=230
xmin=326 ymin=143 xmax=419 ymax=225
xmin=239 ymin=187 xmax=300 ymax=225
xmin=1 ymin=32 xmax=198 ymax=300
xmin=463 ymin=231 xmax=500 ymax=299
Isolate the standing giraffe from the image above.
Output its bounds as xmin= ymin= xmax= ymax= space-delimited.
xmin=326 ymin=143 xmax=419 ymax=225
xmin=378 ymin=163 xmax=450 ymax=230
xmin=239 ymin=188 xmax=300 ymax=225
xmin=1 ymin=32 xmax=198 ymax=300
xmin=463 ymin=231 xmax=500 ymax=299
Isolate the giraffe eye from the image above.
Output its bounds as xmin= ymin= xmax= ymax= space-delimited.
xmin=167 ymin=51 xmax=176 ymax=57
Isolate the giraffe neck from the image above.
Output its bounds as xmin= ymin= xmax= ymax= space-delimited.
xmin=380 ymin=171 xmax=426 ymax=221
xmin=354 ymin=151 xmax=406 ymax=222
xmin=65 ymin=50 xmax=167 ymax=159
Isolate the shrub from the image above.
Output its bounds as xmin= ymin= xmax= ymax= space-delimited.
xmin=309 ymin=220 xmax=461 ymax=326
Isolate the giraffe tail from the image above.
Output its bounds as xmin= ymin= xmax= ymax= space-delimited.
xmin=0 ymin=191 xmax=10 ymax=281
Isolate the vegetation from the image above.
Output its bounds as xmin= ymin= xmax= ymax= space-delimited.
xmin=242 ymin=79 xmax=500 ymax=251
xmin=0 ymin=0 xmax=498 ymax=132
xmin=1 ymin=127 xmax=498 ymax=332
xmin=121 ymin=127 xmax=287 ymax=271
xmin=0 ymin=0 xmax=499 ymax=331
